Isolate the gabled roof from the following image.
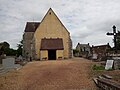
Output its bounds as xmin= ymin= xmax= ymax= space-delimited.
xmin=76 ymin=43 xmax=90 ymax=48
xmin=40 ymin=38 xmax=64 ymax=50
xmin=24 ymin=8 xmax=70 ymax=34
xmin=92 ymin=44 xmax=111 ymax=53
xmin=38 ymin=8 xmax=70 ymax=34
xmin=92 ymin=44 xmax=111 ymax=49
xmin=79 ymin=44 xmax=90 ymax=47
xmin=24 ymin=22 xmax=40 ymax=32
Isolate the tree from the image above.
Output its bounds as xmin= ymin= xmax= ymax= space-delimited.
xmin=0 ymin=41 xmax=17 ymax=56
xmin=0 ymin=42 xmax=10 ymax=49
xmin=16 ymin=40 xmax=23 ymax=56
xmin=73 ymin=49 xmax=79 ymax=55
xmin=0 ymin=40 xmax=23 ymax=56
xmin=116 ymin=31 xmax=120 ymax=50
xmin=4 ymin=48 xmax=17 ymax=56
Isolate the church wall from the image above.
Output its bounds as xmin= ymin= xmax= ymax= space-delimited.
xmin=40 ymin=50 xmax=48 ymax=60
xmin=34 ymin=9 xmax=70 ymax=59
xmin=56 ymin=50 xmax=64 ymax=59
xmin=23 ymin=32 xmax=34 ymax=58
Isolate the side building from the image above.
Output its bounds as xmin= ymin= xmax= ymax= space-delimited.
xmin=91 ymin=43 xmax=111 ymax=60
xmin=23 ymin=22 xmax=40 ymax=59
xmin=75 ymin=43 xmax=91 ymax=58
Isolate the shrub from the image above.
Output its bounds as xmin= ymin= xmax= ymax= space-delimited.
xmin=92 ymin=64 xmax=105 ymax=70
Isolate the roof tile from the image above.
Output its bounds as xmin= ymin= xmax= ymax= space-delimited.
xmin=40 ymin=38 xmax=64 ymax=50
xmin=24 ymin=22 xmax=40 ymax=32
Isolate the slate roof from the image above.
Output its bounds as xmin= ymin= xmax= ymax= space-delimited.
xmin=92 ymin=44 xmax=111 ymax=54
xmin=92 ymin=44 xmax=110 ymax=49
xmin=79 ymin=44 xmax=90 ymax=48
xmin=40 ymin=38 xmax=64 ymax=50
xmin=24 ymin=22 xmax=40 ymax=32
xmin=76 ymin=43 xmax=90 ymax=48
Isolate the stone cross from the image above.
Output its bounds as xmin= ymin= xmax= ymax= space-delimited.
xmin=107 ymin=25 xmax=118 ymax=53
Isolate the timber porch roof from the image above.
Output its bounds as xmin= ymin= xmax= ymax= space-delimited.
xmin=40 ymin=38 xmax=64 ymax=50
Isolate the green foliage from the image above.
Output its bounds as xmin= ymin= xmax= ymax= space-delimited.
xmin=0 ymin=40 xmax=23 ymax=56
xmin=116 ymin=31 xmax=120 ymax=50
xmin=92 ymin=64 xmax=105 ymax=70
xmin=0 ymin=41 xmax=14 ymax=56
xmin=0 ymin=42 xmax=10 ymax=49
xmin=16 ymin=40 xmax=23 ymax=56
xmin=4 ymin=48 xmax=17 ymax=56
xmin=16 ymin=47 xmax=22 ymax=56
xmin=73 ymin=49 xmax=79 ymax=54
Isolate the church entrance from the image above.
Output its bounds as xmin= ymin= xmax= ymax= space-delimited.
xmin=48 ymin=50 xmax=56 ymax=60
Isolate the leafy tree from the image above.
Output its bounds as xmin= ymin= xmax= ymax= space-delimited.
xmin=73 ymin=49 xmax=79 ymax=55
xmin=2 ymin=42 xmax=10 ymax=49
xmin=4 ymin=48 xmax=17 ymax=56
xmin=117 ymin=31 xmax=120 ymax=50
xmin=0 ymin=41 xmax=17 ymax=56
xmin=0 ymin=40 xmax=23 ymax=56
xmin=16 ymin=40 xmax=23 ymax=56
xmin=0 ymin=42 xmax=10 ymax=49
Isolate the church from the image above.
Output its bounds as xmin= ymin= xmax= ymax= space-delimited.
xmin=23 ymin=8 xmax=72 ymax=60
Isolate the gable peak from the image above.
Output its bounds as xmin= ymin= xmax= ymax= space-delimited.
xmin=47 ymin=8 xmax=55 ymax=14
xmin=48 ymin=8 xmax=53 ymax=11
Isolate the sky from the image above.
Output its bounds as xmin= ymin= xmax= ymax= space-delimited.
xmin=0 ymin=0 xmax=120 ymax=49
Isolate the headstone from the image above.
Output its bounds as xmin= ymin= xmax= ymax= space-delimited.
xmin=18 ymin=55 xmax=22 ymax=61
xmin=105 ymin=60 xmax=114 ymax=70
xmin=112 ymin=56 xmax=120 ymax=69
xmin=2 ymin=58 xmax=20 ymax=69
xmin=92 ymin=53 xmax=98 ymax=60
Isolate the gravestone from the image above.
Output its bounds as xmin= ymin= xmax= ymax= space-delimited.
xmin=2 ymin=58 xmax=20 ymax=69
xmin=105 ymin=60 xmax=114 ymax=70
xmin=18 ymin=55 xmax=23 ymax=61
xmin=92 ymin=53 xmax=98 ymax=60
xmin=112 ymin=56 xmax=120 ymax=69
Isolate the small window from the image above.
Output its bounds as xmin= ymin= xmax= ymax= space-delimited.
xmin=49 ymin=12 xmax=51 ymax=15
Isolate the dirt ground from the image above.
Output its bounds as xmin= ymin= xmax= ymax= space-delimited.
xmin=0 ymin=58 xmax=98 ymax=90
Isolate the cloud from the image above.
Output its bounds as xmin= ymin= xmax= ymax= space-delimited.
xmin=0 ymin=0 xmax=120 ymax=49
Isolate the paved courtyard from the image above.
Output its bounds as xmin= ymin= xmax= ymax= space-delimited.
xmin=0 ymin=58 xmax=96 ymax=90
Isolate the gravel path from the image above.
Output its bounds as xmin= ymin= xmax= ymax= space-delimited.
xmin=0 ymin=58 xmax=96 ymax=90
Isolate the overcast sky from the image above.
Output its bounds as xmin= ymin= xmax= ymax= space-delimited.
xmin=0 ymin=0 xmax=120 ymax=49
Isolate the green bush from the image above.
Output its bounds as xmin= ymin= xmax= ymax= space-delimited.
xmin=92 ymin=64 xmax=105 ymax=70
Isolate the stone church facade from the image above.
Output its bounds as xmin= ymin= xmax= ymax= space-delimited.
xmin=23 ymin=8 xmax=72 ymax=60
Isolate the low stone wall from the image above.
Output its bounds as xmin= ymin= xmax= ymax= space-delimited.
xmin=97 ymin=78 xmax=120 ymax=90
